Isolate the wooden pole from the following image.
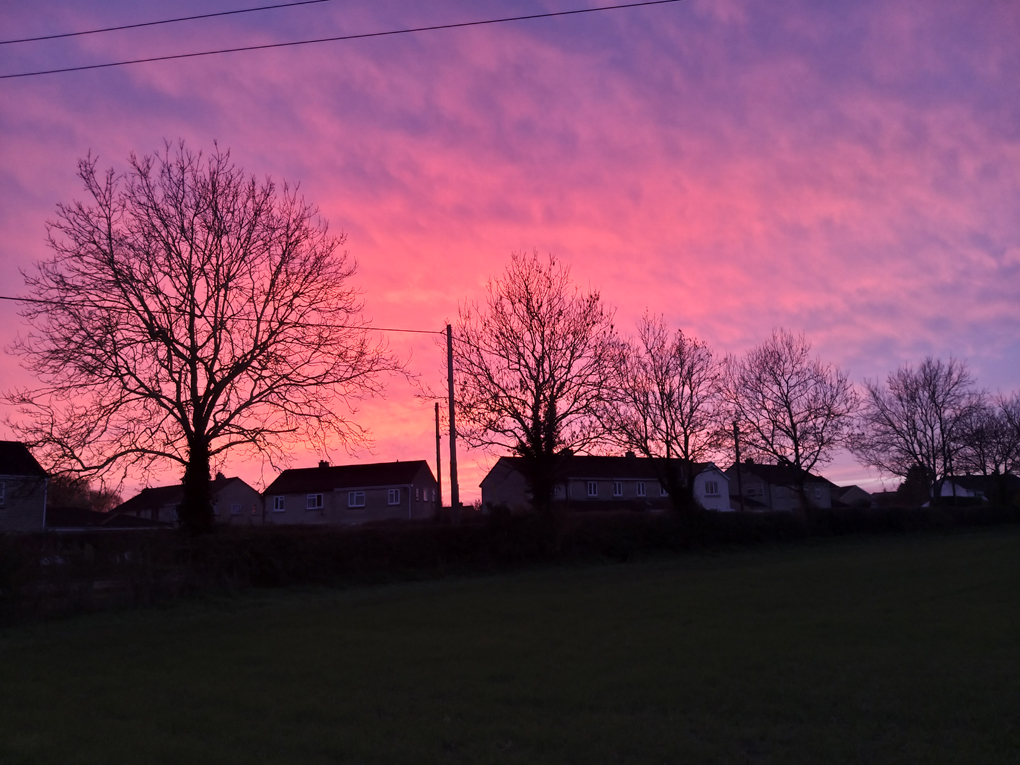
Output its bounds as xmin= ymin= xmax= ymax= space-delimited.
xmin=733 ymin=421 xmax=745 ymax=512
xmin=447 ymin=324 xmax=460 ymax=523
xmin=435 ymin=401 xmax=442 ymax=514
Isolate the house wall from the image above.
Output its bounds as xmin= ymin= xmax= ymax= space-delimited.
xmin=0 ymin=475 xmax=47 ymax=532
xmin=212 ymin=482 xmax=265 ymax=525
xmin=693 ymin=470 xmax=732 ymax=511
xmin=480 ymin=463 xmax=532 ymax=512
xmin=266 ymin=478 xmax=437 ymax=526
xmin=727 ymin=469 xmax=833 ymax=512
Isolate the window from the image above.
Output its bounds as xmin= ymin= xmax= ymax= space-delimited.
xmin=587 ymin=481 xmax=598 ymax=497
xmin=307 ymin=493 xmax=323 ymax=510
xmin=660 ymin=484 xmax=668 ymax=497
xmin=705 ymin=481 xmax=719 ymax=497
xmin=273 ymin=496 xmax=285 ymax=512
xmin=636 ymin=481 xmax=645 ymax=497
xmin=212 ymin=502 xmax=219 ymax=516
xmin=348 ymin=491 xmax=365 ymax=508
xmin=613 ymin=481 xmax=623 ymax=497
xmin=0 ymin=481 xmax=5 ymax=506
xmin=230 ymin=503 xmax=241 ymax=515
xmin=388 ymin=488 xmax=400 ymax=505
xmin=432 ymin=489 xmax=437 ymax=502
xmin=813 ymin=487 xmax=822 ymax=499
xmin=415 ymin=487 xmax=420 ymax=501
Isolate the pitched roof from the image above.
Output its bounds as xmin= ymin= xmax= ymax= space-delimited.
xmin=0 ymin=441 xmax=48 ymax=478
xmin=725 ymin=460 xmax=837 ymax=488
xmin=483 ymin=455 xmax=724 ymax=484
xmin=949 ymin=473 xmax=1020 ymax=495
xmin=265 ymin=461 xmax=435 ymax=495
xmin=111 ymin=475 xmax=250 ymax=516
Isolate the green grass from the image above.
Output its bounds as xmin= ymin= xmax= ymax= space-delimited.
xmin=1 ymin=530 xmax=1018 ymax=764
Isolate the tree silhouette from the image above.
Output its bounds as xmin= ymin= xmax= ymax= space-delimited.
xmin=605 ymin=314 xmax=724 ymax=515
xmin=5 ymin=142 xmax=396 ymax=533
xmin=853 ymin=357 xmax=980 ymax=502
xmin=453 ymin=251 xmax=616 ymax=515
xmin=724 ymin=329 xmax=857 ymax=511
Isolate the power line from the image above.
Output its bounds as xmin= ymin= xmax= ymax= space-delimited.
xmin=0 ymin=294 xmax=442 ymax=335
xmin=0 ymin=0 xmax=333 ymax=46
xmin=0 ymin=0 xmax=684 ymax=80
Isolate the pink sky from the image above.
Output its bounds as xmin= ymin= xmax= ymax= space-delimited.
xmin=1 ymin=0 xmax=1018 ymax=501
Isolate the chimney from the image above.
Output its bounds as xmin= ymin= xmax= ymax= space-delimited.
xmin=625 ymin=451 xmax=636 ymax=459
xmin=318 ymin=460 xmax=329 ymax=469
xmin=745 ymin=457 xmax=754 ymax=465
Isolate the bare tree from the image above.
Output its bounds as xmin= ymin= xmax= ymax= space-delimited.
xmin=605 ymin=313 xmax=723 ymax=513
xmin=5 ymin=142 xmax=396 ymax=533
xmin=853 ymin=357 xmax=981 ymax=502
xmin=724 ymin=329 xmax=857 ymax=509
xmin=453 ymin=251 xmax=617 ymax=515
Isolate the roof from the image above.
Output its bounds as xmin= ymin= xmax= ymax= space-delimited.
xmin=725 ymin=460 xmax=837 ymax=488
xmin=111 ymin=475 xmax=252 ymax=516
xmin=265 ymin=461 xmax=435 ymax=495
xmin=0 ymin=441 xmax=48 ymax=478
xmin=481 ymin=455 xmax=725 ymax=484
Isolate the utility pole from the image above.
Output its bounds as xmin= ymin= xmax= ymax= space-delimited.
xmin=447 ymin=324 xmax=460 ymax=523
xmin=435 ymin=401 xmax=442 ymax=515
xmin=733 ymin=421 xmax=745 ymax=512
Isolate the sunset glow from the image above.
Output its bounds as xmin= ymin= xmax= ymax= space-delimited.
xmin=2 ymin=0 xmax=1018 ymax=500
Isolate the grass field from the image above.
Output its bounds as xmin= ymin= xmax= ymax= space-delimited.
xmin=1 ymin=529 xmax=1018 ymax=764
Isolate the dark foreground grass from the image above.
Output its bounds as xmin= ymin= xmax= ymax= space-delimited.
xmin=1 ymin=530 xmax=1018 ymax=764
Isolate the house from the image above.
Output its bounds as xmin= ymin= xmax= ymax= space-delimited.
xmin=0 ymin=440 xmax=49 ymax=533
xmin=263 ymin=460 xmax=437 ymax=525
xmin=832 ymin=485 xmax=873 ymax=508
xmin=725 ymin=459 xmax=837 ymax=512
xmin=111 ymin=473 xmax=263 ymax=525
xmin=938 ymin=474 xmax=1020 ymax=504
xmin=480 ymin=453 xmax=732 ymax=513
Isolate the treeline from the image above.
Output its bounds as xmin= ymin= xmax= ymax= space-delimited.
xmin=452 ymin=252 xmax=1019 ymax=514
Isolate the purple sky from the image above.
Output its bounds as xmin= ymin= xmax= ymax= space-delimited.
xmin=1 ymin=0 xmax=1018 ymax=499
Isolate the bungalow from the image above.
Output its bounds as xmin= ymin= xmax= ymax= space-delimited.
xmin=725 ymin=459 xmax=837 ymax=512
xmin=263 ymin=460 xmax=437 ymax=526
xmin=480 ymin=453 xmax=732 ymax=513
xmin=0 ymin=440 xmax=49 ymax=533
xmin=111 ymin=473 xmax=263 ymax=525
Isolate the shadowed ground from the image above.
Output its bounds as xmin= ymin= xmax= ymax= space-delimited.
xmin=1 ymin=529 xmax=1018 ymax=764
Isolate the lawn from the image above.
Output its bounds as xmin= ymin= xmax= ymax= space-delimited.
xmin=1 ymin=529 xmax=1018 ymax=764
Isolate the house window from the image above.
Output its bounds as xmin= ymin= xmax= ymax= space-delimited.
xmin=388 ymin=488 xmax=400 ymax=505
xmin=705 ymin=481 xmax=719 ymax=497
xmin=0 ymin=481 xmax=4 ymax=506
xmin=273 ymin=496 xmax=285 ymax=512
xmin=660 ymin=484 xmax=668 ymax=497
xmin=586 ymin=481 xmax=598 ymax=497
xmin=636 ymin=482 xmax=645 ymax=497
xmin=212 ymin=502 xmax=219 ymax=516
xmin=348 ymin=491 xmax=365 ymax=508
xmin=613 ymin=481 xmax=623 ymax=497
xmin=230 ymin=503 xmax=241 ymax=515
xmin=415 ymin=487 xmax=420 ymax=501
xmin=813 ymin=487 xmax=822 ymax=499
xmin=307 ymin=493 xmax=323 ymax=510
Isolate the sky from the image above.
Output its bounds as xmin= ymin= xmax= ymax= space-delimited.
xmin=1 ymin=0 xmax=1018 ymax=501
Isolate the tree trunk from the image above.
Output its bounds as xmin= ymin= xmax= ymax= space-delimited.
xmin=180 ymin=436 xmax=213 ymax=534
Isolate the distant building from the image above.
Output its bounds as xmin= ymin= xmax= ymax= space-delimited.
xmin=0 ymin=440 xmax=49 ymax=533
xmin=112 ymin=474 xmax=263 ymax=526
xmin=263 ymin=460 xmax=437 ymax=525
xmin=725 ymin=459 xmax=837 ymax=512
xmin=833 ymin=485 xmax=873 ymax=508
xmin=480 ymin=454 xmax=732 ymax=513
xmin=938 ymin=474 xmax=1020 ymax=504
